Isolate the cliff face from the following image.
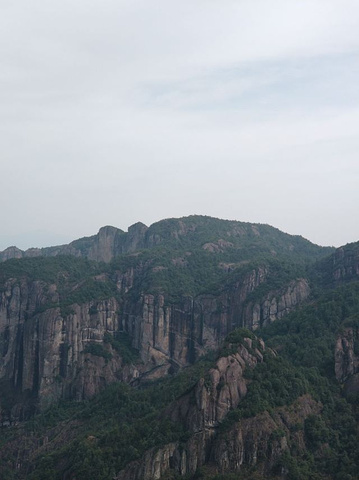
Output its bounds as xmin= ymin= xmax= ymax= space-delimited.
xmin=332 ymin=243 xmax=359 ymax=283
xmin=242 ymin=278 xmax=310 ymax=330
xmin=335 ymin=325 xmax=359 ymax=395
xmin=115 ymin=339 xmax=266 ymax=480
xmin=119 ymin=269 xmax=310 ymax=372
xmin=165 ymin=339 xmax=265 ymax=432
xmin=0 ymin=226 xmax=125 ymax=264
xmin=114 ymin=338 xmax=319 ymax=480
xmin=0 ymin=280 xmax=139 ymax=420
xmin=0 ymin=220 xmax=186 ymax=263
xmin=0 ymin=217 xmax=316 ymax=416
xmin=211 ymin=395 xmax=320 ymax=476
xmin=317 ymin=241 xmax=359 ymax=287
xmin=0 ymin=218 xmax=356 ymax=479
xmin=0 ymin=262 xmax=311 ymax=418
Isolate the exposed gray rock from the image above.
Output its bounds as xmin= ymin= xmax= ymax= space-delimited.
xmin=0 ymin=259 xmax=311 ymax=418
xmin=335 ymin=326 xmax=359 ymax=395
xmin=243 ymin=278 xmax=311 ymax=330
xmin=332 ymin=244 xmax=359 ymax=282
xmin=115 ymin=332 xmax=319 ymax=480
xmin=0 ymin=282 xmax=138 ymax=418
xmin=115 ymin=340 xmax=266 ymax=480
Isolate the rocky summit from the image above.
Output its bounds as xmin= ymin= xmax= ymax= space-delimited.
xmin=0 ymin=215 xmax=358 ymax=480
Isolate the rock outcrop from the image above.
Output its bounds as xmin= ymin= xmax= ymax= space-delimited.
xmin=115 ymin=339 xmax=266 ymax=480
xmin=0 ymin=246 xmax=24 ymax=261
xmin=0 ymin=217 xmax=317 ymax=416
xmin=242 ymin=278 xmax=311 ymax=330
xmin=318 ymin=241 xmax=359 ymax=286
xmin=118 ymin=270 xmax=310 ymax=371
xmin=115 ymin=336 xmax=319 ymax=480
xmin=335 ymin=325 xmax=359 ymax=395
xmin=0 ymin=260 xmax=311 ymax=418
xmin=0 ymin=279 xmax=139 ymax=420
xmin=165 ymin=339 xmax=265 ymax=432
xmin=211 ymin=395 xmax=320 ymax=476
xmin=0 ymin=226 xmax=125 ymax=264
xmin=332 ymin=243 xmax=359 ymax=283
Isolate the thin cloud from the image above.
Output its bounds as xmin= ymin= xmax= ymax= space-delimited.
xmin=0 ymin=0 xmax=358 ymax=249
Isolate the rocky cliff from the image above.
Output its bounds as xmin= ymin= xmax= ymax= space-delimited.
xmin=332 ymin=242 xmax=359 ymax=283
xmin=242 ymin=278 xmax=310 ymax=330
xmin=0 ymin=260 xmax=311 ymax=419
xmin=333 ymin=243 xmax=359 ymax=396
xmin=335 ymin=323 xmax=359 ymax=395
xmin=316 ymin=241 xmax=359 ymax=287
xmin=0 ymin=217 xmax=357 ymax=480
xmin=211 ymin=395 xmax=320 ymax=476
xmin=114 ymin=337 xmax=319 ymax=480
xmin=0 ymin=215 xmax=326 ymax=418
xmin=0 ymin=226 xmax=125 ymax=264
xmin=0 ymin=278 xmax=140 ymax=421
xmin=115 ymin=338 xmax=266 ymax=480
xmin=119 ymin=269 xmax=310 ymax=372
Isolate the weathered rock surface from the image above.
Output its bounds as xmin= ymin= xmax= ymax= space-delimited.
xmin=332 ymin=243 xmax=359 ymax=283
xmin=166 ymin=340 xmax=265 ymax=433
xmin=0 ymin=280 xmax=139 ymax=420
xmin=0 ymin=246 xmax=24 ymax=261
xmin=115 ymin=335 xmax=319 ymax=480
xmin=115 ymin=340 xmax=266 ymax=480
xmin=0 ymin=226 xmax=126 ymax=263
xmin=335 ymin=326 xmax=359 ymax=395
xmin=0 ymin=260 xmax=311 ymax=418
xmin=119 ymin=270 xmax=310 ymax=371
xmin=242 ymin=278 xmax=311 ymax=330
xmin=212 ymin=395 xmax=320 ymax=476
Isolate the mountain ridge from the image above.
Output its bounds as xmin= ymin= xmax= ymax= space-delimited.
xmin=0 ymin=215 xmax=334 ymax=264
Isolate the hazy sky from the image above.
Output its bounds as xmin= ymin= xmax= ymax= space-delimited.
xmin=1 ymin=0 xmax=358 ymax=250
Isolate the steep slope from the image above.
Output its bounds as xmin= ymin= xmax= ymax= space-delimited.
xmin=0 ymin=258 xmax=120 ymax=420
xmin=335 ymin=314 xmax=359 ymax=396
xmin=1 ymin=218 xmax=358 ymax=480
xmin=0 ymin=330 xmax=319 ymax=480
xmin=0 ymin=235 xmax=359 ymax=479
xmin=115 ymin=334 xmax=268 ymax=480
xmin=0 ymin=218 xmax=337 ymax=419
xmin=0 ymin=255 xmax=312 ymax=420
xmin=0 ymin=225 xmax=126 ymax=263
xmin=311 ymin=240 xmax=359 ymax=288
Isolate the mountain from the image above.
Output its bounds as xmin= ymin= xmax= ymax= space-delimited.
xmin=0 ymin=216 xmax=358 ymax=480
xmin=0 ymin=217 xmax=331 ymax=414
xmin=0 ymin=215 xmax=332 ymax=264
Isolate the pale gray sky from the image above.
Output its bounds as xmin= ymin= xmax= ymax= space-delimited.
xmin=1 ymin=0 xmax=358 ymax=250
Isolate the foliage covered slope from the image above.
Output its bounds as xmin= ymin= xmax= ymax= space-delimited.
xmin=0 ymin=218 xmax=357 ymax=480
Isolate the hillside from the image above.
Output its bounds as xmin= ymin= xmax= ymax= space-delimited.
xmin=0 ymin=216 xmax=358 ymax=480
